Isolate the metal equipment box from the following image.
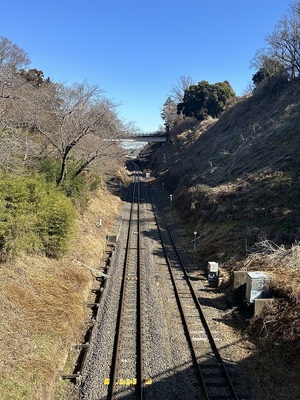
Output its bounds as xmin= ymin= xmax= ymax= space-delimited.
xmin=245 ymin=271 xmax=270 ymax=304
xmin=208 ymin=262 xmax=218 ymax=272
xmin=207 ymin=262 xmax=219 ymax=282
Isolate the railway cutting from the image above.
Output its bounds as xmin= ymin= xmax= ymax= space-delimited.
xmin=77 ymin=166 xmax=251 ymax=400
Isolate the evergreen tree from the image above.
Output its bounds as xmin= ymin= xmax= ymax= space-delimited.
xmin=177 ymin=80 xmax=235 ymax=121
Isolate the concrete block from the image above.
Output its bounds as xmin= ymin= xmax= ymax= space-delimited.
xmin=106 ymin=234 xmax=117 ymax=243
xmin=246 ymin=271 xmax=270 ymax=304
xmin=233 ymin=271 xmax=247 ymax=291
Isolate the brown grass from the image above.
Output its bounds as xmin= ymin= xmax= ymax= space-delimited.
xmin=242 ymin=240 xmax=300 ymax=306
xmin=0 ymin=183 xmax=123 ymax=400
xmin=239 ymin=240 xmax=300 ymax=400
xmin=144 ymin=77 xmax=300 ymax=400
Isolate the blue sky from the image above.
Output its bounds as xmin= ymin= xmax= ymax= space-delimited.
xmin=1 ymin=0 xmax=292 ymax=133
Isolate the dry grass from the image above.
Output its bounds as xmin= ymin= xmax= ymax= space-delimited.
xmin=242 ymin=240 xmax=300 ymax=308
xmin=239 ymin=240 xmax=300 ymax=400
xmin=145 ymin=77 xmax=300 ymax=400
xmin=0 ymin=183 xmax=123 ymax=400
xmin=149 ymin=78 xmax=300 ymax=190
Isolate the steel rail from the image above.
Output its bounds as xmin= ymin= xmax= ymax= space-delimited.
xmin=136 ymin=170 xmax=143 ymax=400
xmin=148 ymin=186 xmax=241 ymax=400
xmin=148 ymin=187 xmax=207 ymax=399
xmin=108 ymin=163 xmax=144 ymax=399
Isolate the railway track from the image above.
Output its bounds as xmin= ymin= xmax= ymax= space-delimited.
xmin=148 ymin=185 xmax=242 ymax=400
xmin=108 ymin=164 xmax=144 ymax=399
xmin=78 ymin=169 xmax=248 ymax=400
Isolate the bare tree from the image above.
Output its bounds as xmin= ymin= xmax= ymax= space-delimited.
xmin=161 ymin=97 xmax=181 ymax=131
xmin=252 ymin=2 xmax=300 ymax=79
xmin=29 ymin=81 xmax=125 ymax=184
xmin=0 ymin=37 xmax=30 ymax=98
xmin=161 ymin=75 xmax=195 ymax=130
xmin=0 ymin=38 xmax=126 ymax=180
xmin=0 ymin=36 xmax=30 ymax=69
xmin=0 ymin=38 xmax=38 ymax=170
xmin=169 ymin=75 xmax=195 ymax=103
xmin=267 ymin=6 xmax=300 ymax=78
xmin=0 ymin=81 xmax=51 ymax=171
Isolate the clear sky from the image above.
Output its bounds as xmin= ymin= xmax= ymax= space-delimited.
xmin=0 ymin=0 xmax=293 ymax=133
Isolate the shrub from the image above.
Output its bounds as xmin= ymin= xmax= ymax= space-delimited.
xmin=37 ymin=190 xmax=76 ymax=257
xmin=39 ymin=158 xmax=102 ymax=210
xmin=0 ymin=174 xmax=76 ymax=260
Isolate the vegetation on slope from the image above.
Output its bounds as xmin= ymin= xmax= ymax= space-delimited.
xmin=239 ymin=240 xmax=300 ymax=400
xmin=0 ymin=36 xmax=128 ymax=399
xmin=148 ymin=77 xmax=300 ymax=259
xmin=143 ymin=7 xmax=300 ymax=392
xmin=142 ymin=76 xmax=300 ymax=400
xmin=0 ymin=175 xmax=76 ymax=260
xmin=1 ymin=2 xmax=300 ymax=397
xmin=0 ymin=182 xmax=123 ymax=400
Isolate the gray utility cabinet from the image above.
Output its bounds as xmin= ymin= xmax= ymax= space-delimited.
xmin=245 ymin=271 xmax=270 ymax=304
xmin=207 ymin=261 xmax=219 ymax=282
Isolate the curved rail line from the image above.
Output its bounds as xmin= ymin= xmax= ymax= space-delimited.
xmin=148 ymin=185 xmax=242 ymax=400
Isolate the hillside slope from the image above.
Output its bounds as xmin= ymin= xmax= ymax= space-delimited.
xmin=147 ymin=77 xmax=300 ymax=260
xmin=142 ymin=76 xmax=300 ymax=400
xmin=0 ymin=184 xmax=123 ymax=400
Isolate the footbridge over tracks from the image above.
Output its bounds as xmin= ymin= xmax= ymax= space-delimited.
xmin=120 ymin=133 xmax=168 ymax=143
